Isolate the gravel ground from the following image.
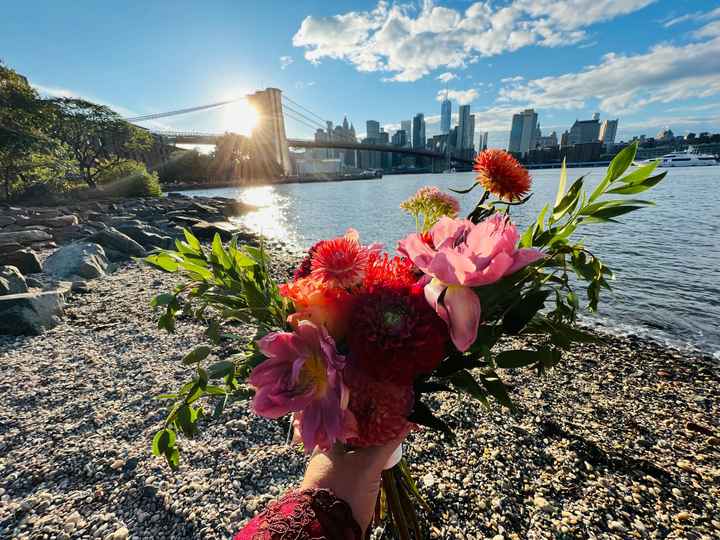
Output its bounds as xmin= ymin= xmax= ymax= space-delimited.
xmin=0 ymin=251 xmax=718 ymax=540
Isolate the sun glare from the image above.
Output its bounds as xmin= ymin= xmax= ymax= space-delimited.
xmin=222 ymin=98 xmax=259 ymax=136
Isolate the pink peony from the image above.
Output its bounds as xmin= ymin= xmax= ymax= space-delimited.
xmin=398 ymin=214 xmax=543 ymax=351
xmin=249 ymin=320 xmax=354 ymax=451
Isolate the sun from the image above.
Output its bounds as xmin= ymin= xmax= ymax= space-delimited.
xmin=222 ymin=98 xmax=259 ymax=136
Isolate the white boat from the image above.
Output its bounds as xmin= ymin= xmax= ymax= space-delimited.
xmin=658 ymin=150 xmax=718 ymax=167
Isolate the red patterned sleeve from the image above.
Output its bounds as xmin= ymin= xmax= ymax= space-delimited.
xmin=233 ymin=488 xmax=362 ymax=540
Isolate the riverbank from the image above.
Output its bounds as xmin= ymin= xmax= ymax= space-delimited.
xmin=162 ymin=173 xmax=381 ymax=192
xmin=0 ymin=222 xmax=717 ymax=539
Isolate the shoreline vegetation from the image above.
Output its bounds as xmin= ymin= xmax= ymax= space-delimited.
xmin=0 ymin=194 xmax=718 ymax=539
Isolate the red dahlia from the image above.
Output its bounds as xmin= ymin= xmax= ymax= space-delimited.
xmin=311 ymin=236 xmax=369 ymax=288
xmin=363 ymin=252 xmax=415 ymax=291
xmin=345 ymin=368 xmax=415 ymax=448
xmin=474 ymin=149 xmax=532 ymax=201
xmin=293 ymin=240 xmax=324 ymax=281
xmin=347 ymin=285 xmax=449 ymax=385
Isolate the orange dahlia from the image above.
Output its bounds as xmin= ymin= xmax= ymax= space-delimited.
xmin=474 ymin=149 xmax=531 ymax=201
xmin=279 ymin=277 xmax=353 ymax=341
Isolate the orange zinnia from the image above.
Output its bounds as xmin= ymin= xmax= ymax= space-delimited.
xmin=474 ymin=149 xmax=531 ymax=201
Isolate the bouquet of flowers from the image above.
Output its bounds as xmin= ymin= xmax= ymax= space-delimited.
xmin=145 ymin=143 xmax=665 ymax=537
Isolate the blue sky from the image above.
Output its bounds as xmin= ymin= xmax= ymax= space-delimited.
xmin=2 ymin=0 xmax=719 ymax=148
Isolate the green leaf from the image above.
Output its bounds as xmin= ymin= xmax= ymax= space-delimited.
xmin=502 ymin=289 xmax=551 ymax=334
xmin=588 ymin=142 xmax=637 ymax=202
xmin=152 ymin=429 xmax=176 ymax=457
xmin=579 ymin=199 xmax=654 ymax=216
xmin=150 ymin=293 xmax=176 ymax=307
xmin=448 ymin=370 xmax=489 ymax=408
xmin=407 ymin=400 xmax=455 ymax=443
xmin=166 ymin=447 xmax=180 ymax=470
xmin=145 ymin=253 xmax=180 ymax=272
xmin=554 ymin=158 xmax=568 ymax=207
xmin=154 ymin=393 xmax=179 ymax=400
xmin=582 ymin=205 xmax=645 ymax=223
xmin=212 ymin=233 xmax=232 ymax=269
xmin=618 ymin=160 xmax=659 ymax=184
xmin=479 ymin=372 xmax=515 ymax=410
xmin=449 ymin=183 xmax=479 ymax=194
xmin=183 ymin=228 xmax=202 ymax=253
xmin=207 ymin=360 xmax=235 ymax=379
xmin=552 ymin=177 xmax=584 ymax=222
xmin=434 ymin=351 xmax=482 ymax=377
xmin=606 ymin=172 xmax=666 ymax=195
xmin=181 ymin=344 xmax=212 ymax=365
xmin=496 ymin=349 xmax=561 ymax=369
xmin=197 ymin=368 xmax=208 ymax=390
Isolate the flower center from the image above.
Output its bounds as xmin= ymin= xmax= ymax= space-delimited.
xmin=300 ymin=354 xmax=328 ymax=397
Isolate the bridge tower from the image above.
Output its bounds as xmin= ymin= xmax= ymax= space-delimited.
xmin=247 ymin=88 xmax=291 ymax=176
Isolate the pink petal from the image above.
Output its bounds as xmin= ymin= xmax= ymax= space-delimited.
xmin=464 ymin=251 xmax=514 ymax=286
xmin=431 ymin=216 xmax=468 ymax=250
xmin=424 ymin=278 xmax=450 ymax=327
xmin=398 ymin=233 xmax=436 ymax=273
xmin=443 ymin=285 xmax=482 ymax=352
xmin=427 ymin=250 xmax=473 ymax=285
xmin=506 ymin=248 xmax=544 ymax=276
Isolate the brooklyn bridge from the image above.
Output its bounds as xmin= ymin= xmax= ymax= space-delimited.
xmin=124 ymin=88 xmax=474 ymax=176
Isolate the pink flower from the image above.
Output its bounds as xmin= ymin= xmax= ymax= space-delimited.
xmin=249 ymin=321 xmax=354 ymax=451
xmin=398 ymin=214 xmax=543 ymax=351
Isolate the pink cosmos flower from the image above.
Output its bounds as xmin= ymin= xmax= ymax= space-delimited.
xmin=398 ymin=214 xmax=543 ymax=351
xmin=249 ymin=320 xmax=354 ymax=451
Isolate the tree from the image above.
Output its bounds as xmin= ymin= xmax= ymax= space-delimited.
xmin=0 ymin=62 xmax=57 ymax=199
xmin=210 ymin=132 xmax=283 ymax=182
xmin=49 ymin=98 xmax=152 ymax=187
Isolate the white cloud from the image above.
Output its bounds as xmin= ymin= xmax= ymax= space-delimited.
xmin=280 ymin=56 xmax=294 ymax=70
xmin=294 ymin=81 xmax=316 ymax=89
xmin=292 ymin=0 xmax=655 ymax=81
xmin=436 ymin=72 xmax=457 ymax=83
xmin=436 ymin=88 xmax=479 ymax=105
xmin=498 ymin=37 xmax=720 ymax=114
xmin=663 ymin=7 xmax=720 ymax=28
xmin=500 ymin=76 xmax=524 ymax=83
xmin=694 ymin=20 xmax=720 ymax=39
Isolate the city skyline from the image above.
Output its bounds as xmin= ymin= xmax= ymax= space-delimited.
xmin=2 ymin=1 xmax=720 ymax=148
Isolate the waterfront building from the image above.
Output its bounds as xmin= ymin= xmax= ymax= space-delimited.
xmin=412 ymin=113 xmax=426 ymax=150
xmin=599 ymin=119 xmax=619 ymax=144
xmin=366 ymin=120 xmax=380 ymax=140
xmin=391 ymin=129 xmax=407 ymax=147
xmin=568 ymin=116 xmax=601 ymax=145
xmin=401 ymin=120 xmax=412 ymax=147
xmin=656 ymin=127 xmax=675 ymax=142
xmin=440 ymin=95 xmax=452 ymax=134
xmin=508 ymin=109 xmax=538 ymax=156
xmin=457 ymin=105 xmax=472 ymax=150
xmin=536 ymin=130 xmax=558 ymax=149
xmin=479 ymin=131 xmax=488 ymax=151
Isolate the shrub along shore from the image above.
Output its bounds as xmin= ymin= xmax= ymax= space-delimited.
xmin=0 ymin=196 xmax=718 ymax=540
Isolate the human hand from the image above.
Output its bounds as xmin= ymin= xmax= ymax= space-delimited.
xmin=300 ymin=432 xmax=408 ymax=532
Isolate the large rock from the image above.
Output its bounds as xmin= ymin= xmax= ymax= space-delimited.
xmin=190 ymin=220 xmax=237 ymax=241
xmin=116 ymin=224 xmax=174 ymax=250
xmin=89 ymin=227 xmax=146 ymax=258
xmin=0 ymin=249 xmax=42 ymax=274
xmin=0 ymin=265 xmax=28 ymax=295
xmin=0 ymin=216 xmax=16 ymax=227
xmin=44 ymin=242 xmax=109 ymax=279
xmin=25 ymin=214 xmax=79 ymax=228
xmin=0 ymin=229 xmax=53 ymax=246
xmin=0 ymin=290 xmax=65 ymax=335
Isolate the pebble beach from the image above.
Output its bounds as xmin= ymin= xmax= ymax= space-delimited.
xmin=0 ymin=242 xmax=718 ymax=540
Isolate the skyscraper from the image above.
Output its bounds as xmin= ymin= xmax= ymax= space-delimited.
xmin=508 ymin=109 xmax=539 ymax=156
xmin=366 ymin=120 xmax=380 ymax=140
xmin=568 ymin=117 xmax=601 ymax=144
xmin=599 ymin=119 xmax=619 ymax=144
xmin=401 ymin=120 xmax=412 ymax=147
xmin=457 ymin=105 xmax=472 ymax=150
xmin=440 ymin=94 xmax=452 ymax=134
xmin=412 ymin=113 xmax=426 ymax=149
xmin=469 ymin=114 xmax=476 ymax=150
xmin=479 ymin=131 xmax=489 ymax=151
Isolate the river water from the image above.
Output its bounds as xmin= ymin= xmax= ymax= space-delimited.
xmin=181 ymin=167 xmax=720 ymax=357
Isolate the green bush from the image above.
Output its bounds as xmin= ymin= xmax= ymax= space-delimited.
xmin=95 ymin=159 xmax=148 ymax=185
xmin=157 ymin=150 xmax=211 ymax=184
xmin=102 ymin=170 xmax=162 ymax=198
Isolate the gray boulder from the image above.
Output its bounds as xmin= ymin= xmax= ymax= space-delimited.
xmin=190 ymin=220 xmax=237 ymax=241
xmin=44 ymin=242 xmax=109 ymax=279
xmin=25 ymin=215 xmax=79 ymax=228
xmin=116 ymin=224 xmax=174 ymax=250
xmin=0 ymin=290 xmax=66 ymax=335
xmin=0 ymin=248 xmax=42 ymax=274
xmin=0 ymin=216 xmax=16 ymax=227
xmin=0 ymin=229 xmax=53 ymax=246
xmin=0 ymin=265 xmax=28 ymax=295
xmin=89 ymin=227 xmax=146 ymax=258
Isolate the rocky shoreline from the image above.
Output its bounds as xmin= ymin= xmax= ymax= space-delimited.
xmin=0 ymin=197 xmax=718 ymax=540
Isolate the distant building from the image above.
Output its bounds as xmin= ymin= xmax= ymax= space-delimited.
xmin=401 ymin=120 xmax=412 ymax=147
xmin=457 ymin=105 xmax=472 ymax=150
xmin=568 ymin=117 xmax=601 ymax=145
xmin=440 ymin=95 xmax=452 ymax=134
xmin=479 ymin=131 xmax=489 ymax=151
xmin=391 ymin=129 xmax=407 ymax=147
xmin=469 ymin=114 xmax=476 ymax=150
xmin=366 ymin=120 xmax=380 ymax=140
xmin=536 ymin=130 xmax=558 ymax=148
xmin=412 ymin=113 xmax=426 ymax=149
xmin=599 ymin=119 xmax=619 ymax=144
xmin=656 ymin=127 xmax=675 ymax=142
xmin=508 ymin=109 xmax=538 ymax=156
